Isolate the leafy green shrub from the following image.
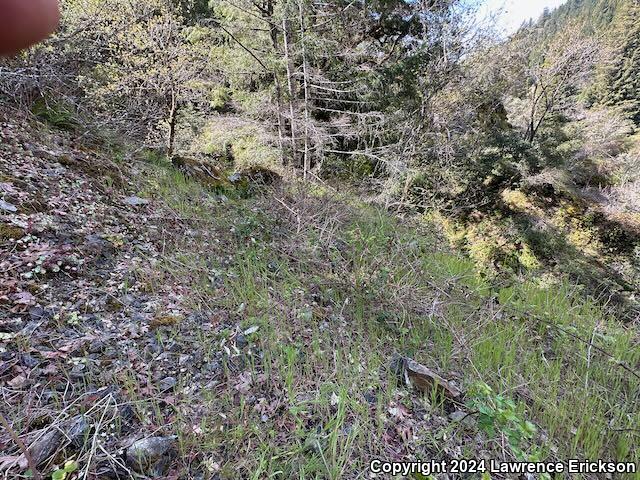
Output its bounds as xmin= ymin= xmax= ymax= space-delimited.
xmin=209 ymin=87 xmax=232 ymax=111
xmin=433 ymin=213 xmax=543 ymax=274
xmin=468 ymin=382 xmax=540 ymax=462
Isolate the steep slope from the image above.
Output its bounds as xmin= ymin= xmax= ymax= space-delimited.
xmin=435 ymin=0 xmax=640 ymax=321
xmin=1 ymin=110 xmax=639 ymax=478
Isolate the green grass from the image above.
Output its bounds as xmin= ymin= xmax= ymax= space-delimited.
xmin=136 ymin=164 xmax=640 ymax=479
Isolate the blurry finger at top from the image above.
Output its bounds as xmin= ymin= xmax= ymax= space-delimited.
xmin=0 ymin=0 xmax=60 ymax=55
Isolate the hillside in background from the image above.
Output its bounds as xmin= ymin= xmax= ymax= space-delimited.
xmin=423 ymin=0 xmax=640 ymax=318
xmin=1 ymin=0 xmax=639 ymax=478
xmin=538 ymin=0 xmax=624 ymax=34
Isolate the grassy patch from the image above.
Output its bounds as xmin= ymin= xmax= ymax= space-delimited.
xmin=137 ymin=166 xmax=640 ymax=478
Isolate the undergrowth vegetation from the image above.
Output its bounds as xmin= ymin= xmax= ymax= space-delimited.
xmin=2 ymin=0 xmax=640 ymax=477
xmin=136 ymin=161 xmax=639 ymax=477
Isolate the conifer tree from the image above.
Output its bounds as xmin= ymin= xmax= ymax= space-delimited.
xmin=597 ymin=0 xmax=640 ymax=123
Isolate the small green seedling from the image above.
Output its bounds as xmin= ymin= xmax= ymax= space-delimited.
xmin=51 ymin=460 xmax=78 ymax=480
xmin=468 ymin=382 xmax=538 ymax=460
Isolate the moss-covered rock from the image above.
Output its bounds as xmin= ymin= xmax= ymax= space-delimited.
xmin=0 ymin=223 xmax=25 ymax=241
xmin=171 ymin=155 xmax=230 ymax=191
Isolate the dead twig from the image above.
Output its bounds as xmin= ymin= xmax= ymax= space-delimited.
xmin=0 ymin=412 xmax=42 ymax=480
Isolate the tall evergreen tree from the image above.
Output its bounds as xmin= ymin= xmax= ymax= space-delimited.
xmin=597 ymin=0 xmax=640 ymax=123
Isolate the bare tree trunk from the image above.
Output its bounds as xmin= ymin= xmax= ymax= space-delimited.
xmin=282 ymin=11 xmax=298 ymax=165
xmin=264 ymin=0 xmax=287 ymax=165
xmin=297 ymin=0 xmax=311 ymax=178
xmin=526 ymin=83 xmax=541 ymax=143
xmin=167 ymin=88 xmax=178 ymax=158
xmin=273 ymin=74 xmax=287 ymax=165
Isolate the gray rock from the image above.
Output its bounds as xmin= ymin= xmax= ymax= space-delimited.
xmin=389 ymin=353 xmax=406 ymax=378
xmin=363 ymin=391 xmax=377 ymax=404
xmin=84 ymin=234 xmax=114 ymax=258
xmin=25 ymin=415 xmax=90 ymax=467
xmin=126 ymin=436 xmax=177 ymax=475
xmin=0 ymin=199 xmax=17 ymax=212
xmin=147 ymin=339 xmax=162 ymax=354
xmin=29 ymin=306 xmax=51 ymax=321
xmin=120 ymin=294 xmax=136 ymax=306
xmin=20 ymin=322 xmax=43 ymax=336
xmin=203 ymin=360 xmax=222 ymax=376
xmin=21 ymin=354 xmax=39 ymax=368
xmin=449 ymin=410 xmax=476 ymax=428
xmin=159 ymin=376 xmax=177 ymax=392
xmin=204 ymin=380 xmax=219 ymax=390
xmin=88 ymin=339 xmax=106 ymax=354
xmin=103 ymin=347 xmax=117 ymax=358
xmin=70 ymin=363 xmax=87 ymax=380
xmin=235 ymin=333 xmax=248 ymax=349
xmin=33 ymin=149 xmax=56 ymax=160
xmin=124 ymin=196 xmax=150 ymax=206
xmin=228 ymin=172 xmax=242 ymax=183
xmin=65 ymin=415 xmax=91 ymax=447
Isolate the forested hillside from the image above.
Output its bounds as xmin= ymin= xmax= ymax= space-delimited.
xmin=538 ymin=0 xmax=624 ymax=33
xmin=1 ymin=0 xmax=639 ymax=478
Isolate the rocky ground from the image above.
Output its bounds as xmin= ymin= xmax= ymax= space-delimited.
xmin=1 ymin=109 xmax=638 ymax=480
xmin=0 ymin=110 xmax=462 ymax=480
xmin=0 ymin=109 xmax=254 ymax=478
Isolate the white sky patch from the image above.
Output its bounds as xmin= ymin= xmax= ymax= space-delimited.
xmin=476 ymin=0 xmax=568 ymax=36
